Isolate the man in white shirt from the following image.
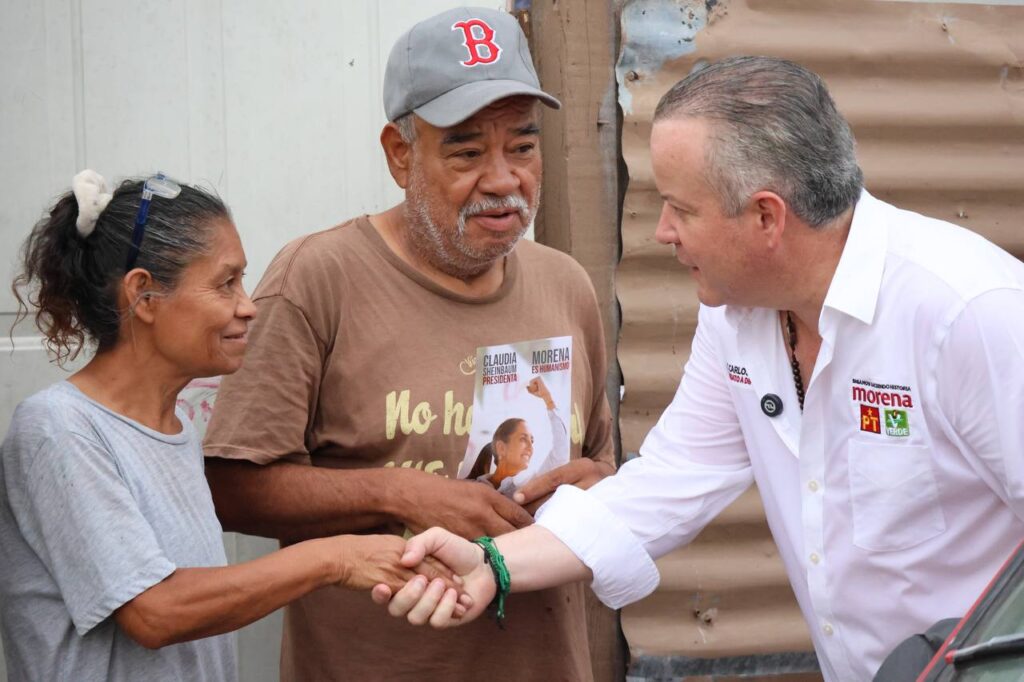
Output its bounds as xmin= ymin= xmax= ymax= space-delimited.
xmin=373 ymin=56 xmax=1024 ymax=681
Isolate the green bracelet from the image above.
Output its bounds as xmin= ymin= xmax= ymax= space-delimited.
xmin=472 ymin=536 xmax=511 ymax=628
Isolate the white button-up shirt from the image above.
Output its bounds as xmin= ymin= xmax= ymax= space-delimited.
xmin=537 ymin=191 xmax=1024 ymax=681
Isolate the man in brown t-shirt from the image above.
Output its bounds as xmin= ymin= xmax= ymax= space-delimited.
xmin=204 ymin=7 xmax=615 ymax=681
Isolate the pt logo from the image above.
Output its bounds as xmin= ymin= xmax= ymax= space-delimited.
xmin=884 ymin=409 xmax=910 ymax=437
xmin=860 ymin=405 xmax=881 ymax=434
xmin=452 ymin=19 xmax=502 ymax=66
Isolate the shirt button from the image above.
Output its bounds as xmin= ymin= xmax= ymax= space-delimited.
xmin=810 ymin=552 xmax=821 ymax=565
xmin=823 ymin=623 xmax=834 ymax=636
xmin=808 ymin=480 xmax=820 ymax=492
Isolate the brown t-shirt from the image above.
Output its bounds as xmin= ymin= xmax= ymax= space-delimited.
xmin=205 ymin=217 xmax=614 ymax=681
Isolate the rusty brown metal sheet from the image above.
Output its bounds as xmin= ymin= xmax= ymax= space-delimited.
xmin=616 ymin=0 xmax=1024 ymax=674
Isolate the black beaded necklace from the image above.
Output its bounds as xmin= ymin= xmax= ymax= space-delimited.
xmin=785 ymin=311 xmax=805 ymax=412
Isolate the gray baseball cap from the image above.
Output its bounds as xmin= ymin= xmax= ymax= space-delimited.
xmin=384 ymin=7 xmax=561 ymax=127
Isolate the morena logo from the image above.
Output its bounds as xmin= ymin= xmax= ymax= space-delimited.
xmin=851 ymin=385 xmax=914 ymax=409
xmin=451 ymin=19 xmax=502 ymax=67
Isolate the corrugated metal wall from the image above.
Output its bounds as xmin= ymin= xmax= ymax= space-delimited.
xmin=616 ymin=0 xmax=1024 ymax=677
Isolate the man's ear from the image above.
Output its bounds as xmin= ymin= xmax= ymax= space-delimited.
xmin=381 ymin=122 xmax=413 ymax=189
xmin=122 ymin=268 xmax=160 ymax=324
xmin=748 ymin=190 xmax=787 ymax=250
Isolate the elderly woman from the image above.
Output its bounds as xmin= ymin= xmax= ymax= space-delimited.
xmin=0 ymin=171 xmax=457 ymax=681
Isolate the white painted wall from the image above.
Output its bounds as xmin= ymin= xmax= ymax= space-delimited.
xmin=0 ymin=1 xmax=506 ymax=680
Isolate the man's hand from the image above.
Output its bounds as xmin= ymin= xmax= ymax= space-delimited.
xmin=513 ymin=458 xmax=614 ymax=514
xmin=395 ymin=470 xmax=534 ymax=538
xmin=526 ymin=376 xmax=555 ymax=409
xmin=371 ymin=527 xmax=494 ymax=628
xmin=329 ymin=534 xmax=460 ymax=596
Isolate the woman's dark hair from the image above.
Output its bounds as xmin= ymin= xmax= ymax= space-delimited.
xmin=12 ymin=176 xmax=230 ymax=365
xmin=467 ymin=418 xmax=525 ymax=481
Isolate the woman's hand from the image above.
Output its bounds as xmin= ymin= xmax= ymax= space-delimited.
xmin=371 ymin=527 xmax=495 ymax=628
xmin=330 ymin=534 xmax=461 ymax=597
xmin=526 ymin=376 xmax=555 ymax=409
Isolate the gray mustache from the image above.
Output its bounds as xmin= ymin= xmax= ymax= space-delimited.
xmin=460 ymin=196 xmax=530 ymax=223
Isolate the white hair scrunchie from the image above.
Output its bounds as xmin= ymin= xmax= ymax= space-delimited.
xmin=71 ymin=169 xmax=113 ymax=238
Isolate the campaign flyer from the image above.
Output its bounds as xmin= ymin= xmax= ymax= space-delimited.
xmin=457 ymin=335 xmax=572 ymax=497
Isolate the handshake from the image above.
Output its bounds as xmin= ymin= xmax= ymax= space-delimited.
xmin=362 ymin=521 xmax=591 ymax=627
xmin=364 ymin=528 xmax=500 ymax=628
xmin=345 ymin=461 xmax=609 ymax=626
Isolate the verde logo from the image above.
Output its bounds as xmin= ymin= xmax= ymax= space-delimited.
xmin=884 ymin=409 xmax=909 ymax=437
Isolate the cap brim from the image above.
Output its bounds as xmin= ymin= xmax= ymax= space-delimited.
xmin=413 ymin=79 xmax=561 ymax=128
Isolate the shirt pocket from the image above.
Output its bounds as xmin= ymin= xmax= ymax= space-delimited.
xmin=847 ymin=441 xmax=946 ymax=552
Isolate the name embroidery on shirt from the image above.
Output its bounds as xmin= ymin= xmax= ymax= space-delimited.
xmin=852 ymin=378 xmax=913 ymax=437
xmin=727 ymin=363 xmax=752 ymax=385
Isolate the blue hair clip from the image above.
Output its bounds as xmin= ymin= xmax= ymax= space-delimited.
xmin=125 ymin=172 xmax=181 ymax=271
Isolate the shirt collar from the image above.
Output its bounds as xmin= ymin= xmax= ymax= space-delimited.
xmin=723 ymin=303 xmax=754 ymax=330
xmin=721 ymin=189 xmax=887 ymax=331
xmin=820 ymin=189 xmax=888 ymax=326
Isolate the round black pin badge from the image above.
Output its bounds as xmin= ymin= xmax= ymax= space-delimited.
xmin=760 ymin=393 xmax=783 ymax=418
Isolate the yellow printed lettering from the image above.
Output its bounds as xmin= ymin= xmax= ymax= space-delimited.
xmin=386 ymin=389 xmax=437 ymax=437
xmin=443 ymin=391 xmax=473 ymax=436
xmin=410 ymin=402 xmax=437 ymax=434
xmin=385 ymin=390 xmax=410 ymax=440
xmin=382 ymin=459 xmax=447 ymax=476
xmin=571 ymin=402 xmax=584 ymax=445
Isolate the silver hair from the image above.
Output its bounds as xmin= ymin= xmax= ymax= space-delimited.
xmin=394 ymin=112 xmax=417 ymax=144
xmin=654 ymin=56 xmax=863 ymax=228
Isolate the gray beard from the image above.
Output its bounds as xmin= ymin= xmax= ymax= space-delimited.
xmin=403 ymin=169 xmax=539 ymax=280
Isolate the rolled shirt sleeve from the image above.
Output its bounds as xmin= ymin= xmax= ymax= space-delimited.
xmin=537 ymin=306 xmax=754 ymax=608
xmin=536 ymin=485 xmax=659 ymax=608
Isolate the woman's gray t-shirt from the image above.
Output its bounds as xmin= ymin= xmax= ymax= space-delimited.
xmin=0 ymin=381 xmax=236 ymax=681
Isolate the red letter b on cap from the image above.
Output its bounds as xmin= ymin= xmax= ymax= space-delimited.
xmin=452 ymin=19 xmax=502 ymax=67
